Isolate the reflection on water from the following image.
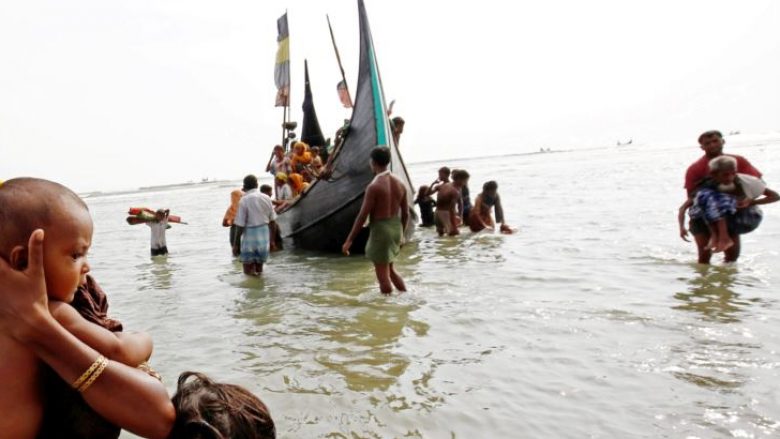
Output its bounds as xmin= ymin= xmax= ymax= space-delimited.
xmin=673 ymin=265 xmax=744 ymax=323
xmin=135 ymin=256 xmax=176 ymax=291
xmin=233 ymin=249 xmax=428 ymax=397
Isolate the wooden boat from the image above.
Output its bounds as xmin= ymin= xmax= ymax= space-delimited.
xmin=276 ymin=0 xmax=415 ymax=253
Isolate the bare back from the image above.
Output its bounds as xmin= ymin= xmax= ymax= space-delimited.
xmin=435 ymin=182 xmax=461 ymax=211
xmin=0 ymin=335 xmax=42 ymax=438
xmin=367 ymin=173 xmax=407 ymax=222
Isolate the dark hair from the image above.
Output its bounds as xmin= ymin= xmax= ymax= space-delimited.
xmin=438 ymin=167 xmax=451 ymax=177
xmin=370 ymin=147 xmax=391 ymax=167
xmin=452 ymin=169 xmax=470 ymax=182
xmin=698 ymin=130 xmax=723 ymax=144
xmin=242 ymin=175 xmax=258 ymax=191
xmin=483 ymin=180 xmax=498 ymax=192
xmin=259 ymin=185 xmax=272 ymax=196
xmin=392 ymin=116 xmax=405 ymax=125
xmin=169 ymin=372 xmax=275 ymax=439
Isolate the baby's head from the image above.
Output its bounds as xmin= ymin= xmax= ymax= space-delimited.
xmin=0 ymin=178 xmax=92 ymax=303
xmin=170 ymin=372 xmax=275 ymax=439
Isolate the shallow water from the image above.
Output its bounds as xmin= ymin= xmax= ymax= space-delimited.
xmin=83 ymin=136 xmax=780 ymax=438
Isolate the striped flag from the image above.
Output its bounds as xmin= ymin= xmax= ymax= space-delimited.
xmin=336 ymin=79 xmax=353 ymax=108
xmin=274 ymin=13 xmax=290 ymax=107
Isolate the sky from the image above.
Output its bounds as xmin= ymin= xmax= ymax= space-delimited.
xmin=1 ymin=0 xmax=778 ymax=192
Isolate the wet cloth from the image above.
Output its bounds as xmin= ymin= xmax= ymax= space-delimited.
xmin=146 ymin=218 xmax=168 ymax=251
xmin=366 ymin=216 xmax=403 ymax=264
xmin=435 ymin=209 xmax=455 ymax=235
xmin=415 ymin=197 xmax=435 ymax=227
xmin=240 ymin=225 xmax=270 ymax=264
xmin=690 ymin=188 xmax=737 ymax=223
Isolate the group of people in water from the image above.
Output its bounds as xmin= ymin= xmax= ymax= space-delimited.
xmin=415 ymin=166 xmax=513 ymax=236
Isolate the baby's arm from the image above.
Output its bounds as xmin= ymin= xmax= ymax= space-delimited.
xmin=49 ymin=302 xmax=152 ymax=367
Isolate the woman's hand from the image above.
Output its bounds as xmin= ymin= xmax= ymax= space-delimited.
xmin=0 ymin=230 xmax=50 ymax=340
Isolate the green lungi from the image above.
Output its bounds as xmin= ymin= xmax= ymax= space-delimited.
xmin=365 ymin=216 xmax=403 ymax=264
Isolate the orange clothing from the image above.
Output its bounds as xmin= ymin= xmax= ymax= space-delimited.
xmin=288 ymin=173 xmax=305 ymax=197
xmin=222 ymin=189 xmax=243 ymax=226
xmin=290 ymin=143 xmax=313 ymax=172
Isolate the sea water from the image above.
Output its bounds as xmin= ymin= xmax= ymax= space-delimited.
xmin=83 ymin=134 xmax=780 ymax=438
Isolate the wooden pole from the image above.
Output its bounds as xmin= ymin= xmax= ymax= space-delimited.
xmin=327 ymin=14 xmax=351 ymax=104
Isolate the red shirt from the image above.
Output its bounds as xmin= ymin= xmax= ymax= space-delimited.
xmin=684 ymin=154 xmax=761 ymax=193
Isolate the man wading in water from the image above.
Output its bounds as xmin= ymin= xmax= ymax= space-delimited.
xmin=343 ymin=147 xmax=409 ymax=295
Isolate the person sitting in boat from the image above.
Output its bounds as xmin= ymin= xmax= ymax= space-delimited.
xmin=391 ymin=116 xmax=405 ymax=147
xmin=274 ymin=172 xmax=293 ymax=205
xmin=266 ymin=145 xmax=290 ymax=176
xmin=147 ymin=209 xmax=170 ymax=256
xmin=289 ymin=142 xmax=313 ymax=174
xmin=414 ymin=185 xmax=435 ymax=228
xmin=310 ymin=146 xmax=324 ymax=175
xmin=434 ymin=170 xmax=468 ymax=236
xmin=469 ymin=180 xmax=514 ymax=234
xmin=223 ymin=187 xmax=244 ymax=256
xmin=427 ymin=166 xmax=451 ymax=197
xmin=678 ymin=155 xmax=778 ymax=253
xmin=288 ymin=173 xmax=308 ymax=198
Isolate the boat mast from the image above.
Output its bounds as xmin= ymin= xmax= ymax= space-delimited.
xmin=327 ymin=14 xmax=352 ymax=106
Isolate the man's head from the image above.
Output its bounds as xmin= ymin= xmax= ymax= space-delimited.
xmin=274 ymin=173 xmax=287 ymax=186
xmin=259 ymin=185 xmax=273 ymax=197
xmin=452 ymin=169 xmax=470 ymax=188
xmin=310 ymin=146 xmax=320 ymax=157
xmin=0 ymin=178 xmax=93 ymax=303
xmin=243 ymin=175 xmax=259 ymax=191
xmin=392 ymin=117 xmax=405 ymax=134
xmin=170 ymin=371 xmax=276 ymax=439
xmin=273 ymin=145 xmax=284 ymax=157
xmin=698 ymin=130 xmax=725 ymax=158
xmin=369 ymin=147 xmax=391 ymax=173
xmin=438 ymin=167 xmax=451 ymax=181
xmin=155 ymin=209 xmax=168 ymax=221
xmin=483 ymin=180 xmax=498 ymax=197
xmin=708 ymin=155 xmax=737 ymax=186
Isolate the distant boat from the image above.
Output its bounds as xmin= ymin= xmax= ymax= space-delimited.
xmin=275 ymin=0 xmax=415 ymax=253
xmin=616 ymin=139 xmax=633 ymax=147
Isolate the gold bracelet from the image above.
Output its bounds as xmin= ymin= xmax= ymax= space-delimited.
xmin=72 ymin=355 xmax=106 ymax=390
xmin=78 ymin=356 xmax=109 ymax=393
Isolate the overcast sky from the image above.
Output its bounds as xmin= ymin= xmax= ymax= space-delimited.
xmin=1 ymin=0 xmax=778 ymax=192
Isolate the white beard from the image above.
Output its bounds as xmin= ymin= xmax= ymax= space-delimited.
xmin=718 ymin=182 xmax=736 ymax=192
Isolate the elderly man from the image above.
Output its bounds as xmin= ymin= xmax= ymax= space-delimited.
xmin=681 ymin=130 xmax=763 ymax=263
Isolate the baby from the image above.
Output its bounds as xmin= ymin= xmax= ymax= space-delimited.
xmin=0 ymin=178 xmax=154 ymax=438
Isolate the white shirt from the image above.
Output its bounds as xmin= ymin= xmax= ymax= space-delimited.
xmin=276 ymin=183 xmax=293 ymax=201
xmin=146 ymin=218 xmax=168 ymax=249
xmin=235 ymin=189 xmax=277 ymax=227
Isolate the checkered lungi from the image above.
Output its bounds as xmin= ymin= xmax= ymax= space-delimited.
xmin=240 ymin=224 xmax=270 ymax=264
